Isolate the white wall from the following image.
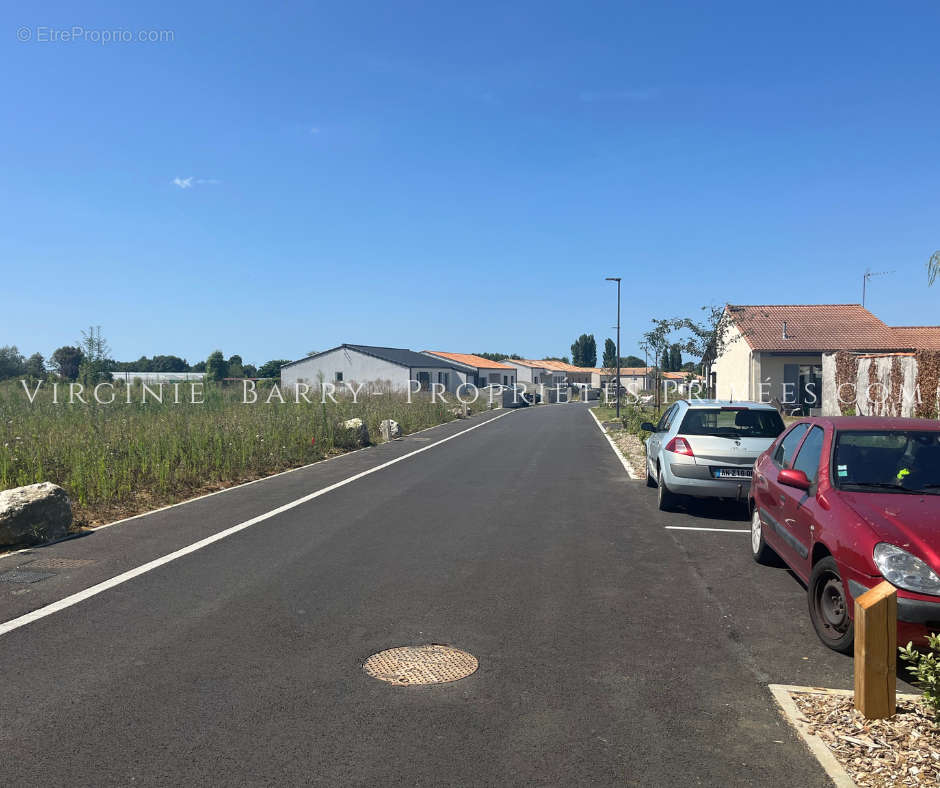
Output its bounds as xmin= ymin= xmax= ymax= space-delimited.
xmin=281 ymin=348 xmax=409 ymax=390
xmin=503 ymin=361 xmax=544 ymax=383
xmin=713 ymin=323 xmax=753 ymax=400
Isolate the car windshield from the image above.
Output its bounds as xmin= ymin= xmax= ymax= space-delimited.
xmin=678 ymin=408 xmax=784 ymax=439
xmin=834 ymin=430 xmax=940 ymax=494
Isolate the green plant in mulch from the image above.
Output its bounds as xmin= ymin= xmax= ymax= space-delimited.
xmin=899 ymin=633 xmax=940 ymax=718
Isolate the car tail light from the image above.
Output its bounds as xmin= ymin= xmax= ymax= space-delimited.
xmin=665 ymin=436 xmax=694 ymax=456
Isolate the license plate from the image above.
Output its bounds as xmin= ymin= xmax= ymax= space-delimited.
xmin=714 ymin=468 xmax=752 ymax=479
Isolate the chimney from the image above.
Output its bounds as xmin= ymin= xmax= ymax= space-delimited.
xmin=782 ymin=321 xmax=789 ymax=340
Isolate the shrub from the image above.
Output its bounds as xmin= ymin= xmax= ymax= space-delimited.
xmin=899 ymin=633 xmax=940 ymax=717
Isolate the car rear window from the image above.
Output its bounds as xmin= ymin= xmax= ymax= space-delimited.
xmin=834 ymin=430 xmax=940 ymax=493
xmin=678 ymin=408 xmax=784 ymax=439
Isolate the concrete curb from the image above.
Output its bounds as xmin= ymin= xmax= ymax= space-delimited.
xmin=768 ymin=684 xmax=924 ymax=788
xmin=588 ymin=408 xmax=642 ymax=480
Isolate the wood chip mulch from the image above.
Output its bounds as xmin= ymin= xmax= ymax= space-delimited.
xmin=792 ymin=691 xmax=940 ymax=786
xmin=608 ymin=428 xmax=647 ymax=477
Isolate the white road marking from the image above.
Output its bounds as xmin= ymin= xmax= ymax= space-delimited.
xmin=665 ymin=526 xmax=750 ymax=533
xmin=587 ymin=408 xmax=642 ymax=480
xmin=0 ymin=409 xmax=514 ymax=638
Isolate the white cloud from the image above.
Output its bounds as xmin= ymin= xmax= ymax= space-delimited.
xmin=172 ymin=176 xmax=221 ymax=189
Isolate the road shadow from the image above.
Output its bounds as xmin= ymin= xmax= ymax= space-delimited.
xmin=675 ymin=496 xmax=750 ymax=522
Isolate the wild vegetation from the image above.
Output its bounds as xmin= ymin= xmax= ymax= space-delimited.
xmin=0 ymin=379 xmax=461 ymax=525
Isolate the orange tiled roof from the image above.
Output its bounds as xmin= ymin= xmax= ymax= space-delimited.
xmin=890 ymin=327 xmax=940 ymax=351
xmin=601 ymin=367 xmax=654 ymax=376
xmin=727 ymin=304 xmax=905 ymax=352
xmin=537 ymin=360 xmax=595 ymax=373
xmin=423 ymin=351 xmax=514 ymax=370
xmin=505 ymin=359 xmax=550 ymax=368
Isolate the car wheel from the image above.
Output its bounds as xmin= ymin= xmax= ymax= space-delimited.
xmin=750 ymin=507 xmax=780 ymax=565
xmin=657 ymin=468 xmax=677 ymax=511
xmin=808 ymin=557 xmax=855 ymax=654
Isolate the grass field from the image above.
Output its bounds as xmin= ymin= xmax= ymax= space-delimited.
xmin=0 ymin=379 xmax=471 ymax=526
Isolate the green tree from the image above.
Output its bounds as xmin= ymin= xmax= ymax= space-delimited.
xmin=257 ymin=359 xmax=293 ymax=378
xmin=205 ymin=350 xmax=228 ymax=381
xmin=660 ymin=347 xmax=671 ymax=371
xmin=602 ymin=338 xmax=617 ymax=369
xmin=191 ymin=360 xmax=207 ymax=373
xmin=150 ymin=355 xmax=189 ymax=372
xmin=78 ymin=325 xmax=113 ymax=384
xmin=242 ymin=364 xmax=258 ymax=378
xmin=543 ymin=355 xmax=571 ymax=363
xmin=621 ymin=354 xmax=645 ymax=368
xmin=474 ymin=352 xmax=510 ymax=362
xmin=570 ymin=334 xmax=597 ymax=367
xmin=0 ymin=346 xmax=26 ymax=380
xmin=24 ymin=352 xmax=45 ymax=378
xmin=227 ymin=354 xmax=245 ymax=378
xmin=644 ymin=318 xmax=676 ymax=408
xmin=51 ymin=346 xmax=84 ymax=381
xmin=669 ymin=344 xmax=682 ymax=372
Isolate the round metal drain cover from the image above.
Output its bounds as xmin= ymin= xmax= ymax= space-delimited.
xmin=363 ymin=644 xmax=478 ymax=686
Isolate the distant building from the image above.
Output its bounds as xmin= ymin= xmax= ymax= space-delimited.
xmin=712 ymin=303 xmax=940 ymax=410
xmin=110 ymin=371 xmax=205 ymax=384
xmin=500 ymin=359 xmax=563 ymax=385
xmin=422 ymin=352 xmax=516 ymax=387
xmin=280 ymin=344 xmax=465 ymax=392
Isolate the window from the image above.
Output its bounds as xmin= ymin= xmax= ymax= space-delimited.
xmin=773 ymin=423 xmax=809 ymax=468
xmin=833 ymin=430 xmax=940 ymax=492
xmin=656 ymin=404 xmax=677 ymax=432
xmin=792 ymin=426 xmax=825 ymax=484
xmin=679 ymin=407 xmax=784 ymax=439
xmin=335 ymin=371 xmax=343 ymax=382
xmin=503 ymin=375 xmax=508 ymax=385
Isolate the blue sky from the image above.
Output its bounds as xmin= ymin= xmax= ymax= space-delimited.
xmin=3 ymin=1 xmax=939 ymax=366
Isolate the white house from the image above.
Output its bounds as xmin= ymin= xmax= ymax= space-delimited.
xmin=422 ymin=352 xmax=516 ymax=387
xmin=501 ymin=359 xmax=563 ymax=385
xmin=711 ymin=304 xmax=940 ymax=412
xmin=598 ymin=366 xmax=654 ymax=392
xmin=537 ymin=360 xmax=595 ymax=385
xmin=280 ymin=344 xmax=465 ymax=393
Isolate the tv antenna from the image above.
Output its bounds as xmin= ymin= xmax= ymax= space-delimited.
xmin=862 ymin=268 xmax=894 ymax=308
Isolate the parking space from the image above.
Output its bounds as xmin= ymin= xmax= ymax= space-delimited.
xmin=644 ymin=490 xmax=917 ymax=692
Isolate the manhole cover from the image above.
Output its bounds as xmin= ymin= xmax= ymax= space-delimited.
xmin=0 ymin=569 xmax=55 ymax=584
xmin=363 ymin=644 xmax=478 ymax=685
xmin=21 ymin=557 xmax=93 ymax=570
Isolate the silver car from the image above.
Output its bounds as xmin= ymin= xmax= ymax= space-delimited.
xmin=643 ymin=400 xmax=785 ymax=511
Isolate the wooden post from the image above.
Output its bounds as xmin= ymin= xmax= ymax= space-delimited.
xmin=854 ymin=580 xmax=897 ymax=719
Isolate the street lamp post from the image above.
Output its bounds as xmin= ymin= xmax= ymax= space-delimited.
xmin=606 ymin=277 xmax=621 ymax=418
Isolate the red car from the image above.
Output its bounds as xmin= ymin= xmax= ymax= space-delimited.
xmin=749 ymin=416 xmax=940 ymax=653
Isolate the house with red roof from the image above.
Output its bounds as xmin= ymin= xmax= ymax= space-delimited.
xmin=421 ymin=352 xmax=516 ymax=388
xmin=712 ymin=304 xmax=940 ymax=411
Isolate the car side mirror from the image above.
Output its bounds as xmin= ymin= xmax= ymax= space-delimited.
xmin=640 ymin=422 xmax=657 ymax=432
xmin=778 ymin=468 xmax=811 ymax=491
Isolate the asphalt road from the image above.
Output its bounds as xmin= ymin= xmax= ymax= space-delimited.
xmin=0 ymin=403 xmax=852 ymax=786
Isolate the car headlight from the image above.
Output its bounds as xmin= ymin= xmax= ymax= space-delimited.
xmin=873 ymin=543 xmax=940 ymax=596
